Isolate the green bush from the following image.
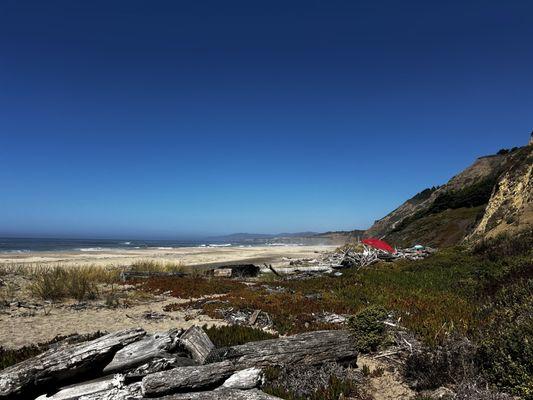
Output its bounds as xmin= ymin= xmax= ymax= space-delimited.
xmin=472 ymin=229 xmax=533 ymax=261
xmin=428 ymin=176 xmax=497 ymax=213
xmin=348 ymin=306 xmax=389 ymax=353
xmin=476 ymin=279 xmax=533 ymax=399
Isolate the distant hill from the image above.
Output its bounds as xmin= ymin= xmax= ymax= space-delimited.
xmin=207 ymin=232 xmax=319 ymax=242
xmin=208 ymin=230 xmax=365 ymax=245
xmin=365 ymin=140 xmax=533 ymax=248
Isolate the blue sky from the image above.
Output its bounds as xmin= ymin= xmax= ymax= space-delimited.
xmin=0 ymin=0 xmax=532 ymax=238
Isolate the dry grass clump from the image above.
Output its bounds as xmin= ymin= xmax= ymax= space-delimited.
xmin=129 ymin=260 xmax=185 ymax=273
xmin=28 ymin=265 xmax=120 ymax=301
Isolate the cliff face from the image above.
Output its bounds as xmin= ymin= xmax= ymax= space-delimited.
xmin=468 ymin=146 xmax=533 ymax=239
xmin=365 ymin=144 xmax=532 ymax=247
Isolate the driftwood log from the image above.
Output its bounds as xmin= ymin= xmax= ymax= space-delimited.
xmin=222 ymin=368 xmax=263 ymax=390
xmin=142 ymin=361 xmax=236 ymax=397
xmin=178 ymin=326 xmax=215 ymax=364
xmin=35 ymin=375 xmax=124 ymax=400
xmin=211 ymin=329 xmax=357 ymax=369
xmin=103 ymin=329 xmax=181 ymax=374
xmin=157 ymin=389 xmax=283 ymax=399
xmin=1 ymin=326 xmax=357 ymax=400
xmin=0 ymin=328 xmax=145 ymax=398
xmin=65 ymin=381 xmax=143 ymax=400
xmin=143 ymin=330 xmax=356 ymax=397
xmin=124 ymin=356 xmax=198 ymax=381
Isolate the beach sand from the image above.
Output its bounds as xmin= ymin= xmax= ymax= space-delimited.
xmin=0 ymin=245 xmax=335 ymax=348
xmin=0 ymin=245 xmax=335 ymax=269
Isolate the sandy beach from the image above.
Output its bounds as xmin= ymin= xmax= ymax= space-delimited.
xmin=0 ymin=245 xmax=335 ymax=348
xmin=0 ymin=245 xmax=335 ymax=269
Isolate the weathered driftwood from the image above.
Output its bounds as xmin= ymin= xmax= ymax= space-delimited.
xmin=156 ymin=389 xmax=283 ymax=400
xmin=272 ymin=265 xmax=333 ymax=275
xmin=74 ymin=382 xmax=143 ymax=400
xmin=142 ymin=361 xmax=236 ymax=397
xmin=211 ymin=330 xmax=357 ymax=369
xmin=124 ymin=356 xmax=198 ymax=381
xmin=103 ymin=329 xmax=181 ymax=374
xmin=120 ymin=271 xmax=186 ymax=281
xmin=222 ymin=368 xmax=262 ymax=390
xmin=35 ymin=375 xmax=123 ymax=400
xmin=178 ymin=326 xmax=215 ymax=364
xmin=266 ymin=264 xmax=280 ymax=276
xmin=0 ymin=328 xmax=145 ymax=398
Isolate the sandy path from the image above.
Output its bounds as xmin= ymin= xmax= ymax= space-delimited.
xmin=0 ymin=245 xmax=335 ymax=269
xmin=0 ymin=296 xmax=225 ymax=348
xmin=358 ymin=355 xmax=415 ymax=400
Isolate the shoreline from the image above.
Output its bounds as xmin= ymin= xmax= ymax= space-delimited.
xmin=0 ymin=244 xmax=337 ymax=269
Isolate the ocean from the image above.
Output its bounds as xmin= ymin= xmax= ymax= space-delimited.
xmin=0 ymin=237 xmax=304 ymax=253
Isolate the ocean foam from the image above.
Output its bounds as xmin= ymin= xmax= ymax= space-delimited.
xmin=79 ymin=247 xmax=106 ymax=252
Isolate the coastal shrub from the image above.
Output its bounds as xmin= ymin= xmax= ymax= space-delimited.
xmin=262 ymin=363 xmax=367 ymax=400
xmin=428 ymin=176 xmax=497 ymax=213
xmin=411 ymin=186 xmax=438 ymax=203
xmin=348 ymin=306 xmax=389 ymax=353
xmin=391 ymin=177 xmax=497 ymax=236
xmin=404 ymin=338 xmax=477 ymax=390
xmin=476 ymin=279 xmax=533 ymax=399
xmin=203 ymin=324 xmax=278 ymax=347
xmin=472 ymin=229 xmax=533 ymax=261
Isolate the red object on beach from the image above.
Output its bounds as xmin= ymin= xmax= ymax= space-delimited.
xmin=362 ymin=238 xmax=395 ymax=253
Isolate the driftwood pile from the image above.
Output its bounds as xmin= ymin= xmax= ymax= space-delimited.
xmin=0 ymin=326 xmax=357 ymax=400
xmin=323 ymin=245 xmax=436 ymax=270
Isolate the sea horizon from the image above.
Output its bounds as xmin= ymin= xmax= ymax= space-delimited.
xmin=0 ymin=236 xmax=318 ymax=253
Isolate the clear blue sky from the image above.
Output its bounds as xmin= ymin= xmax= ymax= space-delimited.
xmin=0 ymin=0 xmax=531 ymax=238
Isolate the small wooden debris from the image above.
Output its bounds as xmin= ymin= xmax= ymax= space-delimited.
xmin=178 ymin=326 xmax=215 ymax=364
xmin=213 ymin=268 xmax=232 ymax=278
xmin=249 ymin=309 xmax=261 ymax=325
xmin=210 ymin=264 xmax=260 ymax=278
